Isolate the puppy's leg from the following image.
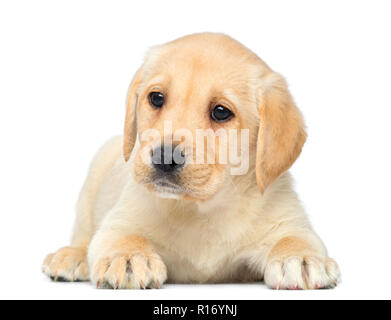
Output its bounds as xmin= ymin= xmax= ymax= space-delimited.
xmin=88 ymin=234 xmax=167 ymax=289
xmin=42 ymin=180 xmax=94 ymax=281
xmin=41 ymin=180 xmax=93 ymax=282
xmin=42 ymin=137 xmax=123 ymax=282
xmin=263 ymin=235 xmax=340 ymax=290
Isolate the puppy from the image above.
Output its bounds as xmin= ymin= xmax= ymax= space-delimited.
xmin=42 ymin=33 xmax=340 ymax=289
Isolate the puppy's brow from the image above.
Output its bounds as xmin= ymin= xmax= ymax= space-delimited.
xmin=147 ymin=75 xmax=167 ymax=86
xmin=220 ymin=90 xmax=240 ymax=106
xmin=143 ymin=77 xmax=170 ymax=96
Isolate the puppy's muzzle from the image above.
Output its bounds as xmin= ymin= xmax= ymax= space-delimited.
xmin=151 ymin=144 xmax=185 ymax=174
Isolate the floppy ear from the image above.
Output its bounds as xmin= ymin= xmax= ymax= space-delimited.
xmin=256 ymin=74 xmax=307 ymax=193
xmin=123 ymin=67 xmax=144 ymax=162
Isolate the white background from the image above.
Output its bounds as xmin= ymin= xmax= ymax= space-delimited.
xmin=0 ymin=0 xmax=390 ymax=300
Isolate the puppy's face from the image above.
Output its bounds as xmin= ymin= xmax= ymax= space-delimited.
xmin=124 ymin=34 xmax=307 ymax=201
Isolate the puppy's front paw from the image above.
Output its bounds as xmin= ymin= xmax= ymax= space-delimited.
xmin=42 ymin=247 xmax=89 ymax=282
xmin=264 ymin=256 xmax=340 ymax=290
xmin=92 ymin=252 xmax=167 ymax=289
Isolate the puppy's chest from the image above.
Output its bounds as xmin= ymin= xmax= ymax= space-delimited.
xmin=146 ymin=213 xmax=256 ymax=282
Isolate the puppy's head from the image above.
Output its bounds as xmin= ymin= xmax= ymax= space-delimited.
xmin=124 ymin=33 xmax=306 ymax=200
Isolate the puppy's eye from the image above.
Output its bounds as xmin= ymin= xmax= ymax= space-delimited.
xmin=211 ymin=105 xmax=234 ymax=122
xmin=148 ymin=92 xmax=165 ymax=108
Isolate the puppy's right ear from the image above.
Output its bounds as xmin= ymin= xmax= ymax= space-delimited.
xmin=255 ymin=73 xmax=307 ymax=194
xmin=124 ymin=67 xmax=144 ymax=162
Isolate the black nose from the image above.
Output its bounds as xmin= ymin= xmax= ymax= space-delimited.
xmin=152 ymin=144 xmax=185 ymax=173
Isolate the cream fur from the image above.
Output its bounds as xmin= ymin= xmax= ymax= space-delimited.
xmin=42 ymin=33 xmax=340 ymax=290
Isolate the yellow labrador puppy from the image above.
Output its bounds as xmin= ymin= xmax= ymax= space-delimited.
xmin=42 ymin=33 xmax=340 ymax=290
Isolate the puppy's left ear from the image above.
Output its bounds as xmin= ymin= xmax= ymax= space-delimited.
xmin=123 ymin=67 xmax=144 ymax=162
xmin=256 ymin=73 xmax=307 ymax=193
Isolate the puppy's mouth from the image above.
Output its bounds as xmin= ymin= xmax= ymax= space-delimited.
xmin=152 ymin=178 xmax=184 ymax=198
